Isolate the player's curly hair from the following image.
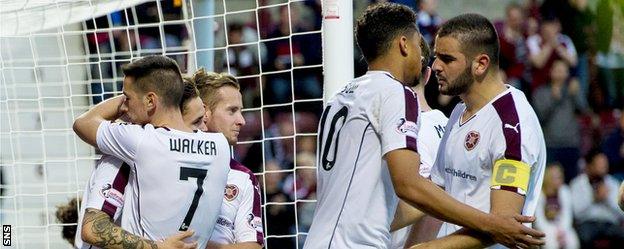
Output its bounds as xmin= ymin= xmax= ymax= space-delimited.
xmin=55 ymin=197 xmax=81 ymax=246
xmin=190 ymin=68 xmax=240 ymax=110
xmin=355 ymin=3 xmax=419 ymax=63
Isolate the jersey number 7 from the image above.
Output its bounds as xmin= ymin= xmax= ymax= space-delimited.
xmin=318 ymin=105 xmax=348 ymax=171
xmin=179 ymin=167 xmax=208 ymax=231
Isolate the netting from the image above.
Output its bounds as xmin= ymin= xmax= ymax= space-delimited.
xmin=0 ymin=0 xmax=324 ymax=248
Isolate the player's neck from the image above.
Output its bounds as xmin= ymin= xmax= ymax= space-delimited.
xmin=150 ymin=107 xmax=193 ymax=132
xmin=460 ymin=73 xmax=506 ymax=114
xmin=413 ymin=85 xmax=432 ymax=112
xmin=368 ymin=58 xmax=409 ymax=84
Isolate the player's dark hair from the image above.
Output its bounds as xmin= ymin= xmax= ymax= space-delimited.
xmin=437 ymin=13 xmax=500 ymax=66
xmin=55 ymin=197 xmax=80 ymax=245
xmin=121 ymin=55 xmax=184 ymax=108
xmin=419 ymin=34 xmax=431 ymax=74
xmin=355 ymin=3 xmax=419 ymax=62
xmin=180 ymin=77 xmax=200 ymax=115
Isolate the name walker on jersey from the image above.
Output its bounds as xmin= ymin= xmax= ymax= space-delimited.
xmin=170 ymin=138 xmax=218 ymax=155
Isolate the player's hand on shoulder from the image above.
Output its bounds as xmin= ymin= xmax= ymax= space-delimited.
xmin=157 ymin=230 xmax=198 ymax=249
xmin=485 ymin=213 xmax=544 ymax=248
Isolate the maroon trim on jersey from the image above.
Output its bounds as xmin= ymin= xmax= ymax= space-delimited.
xmin=230 ymin=159 xmax=264 ymax=245
xmin=492 ymin=93 xmax=522 ymax=161
xmin=403 ymin=87 xmax=419 ymax=152
xmin=101 ymin=162 xmax=130 ymax=218
xmin=496 ymin=185 xmax=525 ymax=196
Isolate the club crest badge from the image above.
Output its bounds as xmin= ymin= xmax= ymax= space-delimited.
xmin=99 ymin=183 xmax=123 ymax=207
xmin=395 ymin=118 xmax=418 ymax=138
xmin=464 ymin=131 xmax=480 ymax=151
xmin=224 ymin=184 xmax=239 ymax=201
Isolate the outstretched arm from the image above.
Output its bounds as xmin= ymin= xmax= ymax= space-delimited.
xmin=387 ymin=149 xmax=544 ymax=248
xmin=73 ymin=95 xmax=126 ymax=147
xmin=409 ymin=189 xmax=527 ymax=248
xmin=81 ymin=208 xmax=197 ymax=249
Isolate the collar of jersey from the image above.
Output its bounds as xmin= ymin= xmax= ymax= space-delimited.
xmin=459 ymin=85 xmax=513 ymax=126
xmin=366 ymin=70 xmax=397 ymax=80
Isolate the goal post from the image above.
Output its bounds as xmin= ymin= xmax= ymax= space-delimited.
xmin=321 ymin=0 xmax=353 ymax=102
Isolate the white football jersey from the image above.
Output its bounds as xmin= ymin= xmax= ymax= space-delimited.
xmin=96 ymin=122 xmax=231 ymax=249
xmin=209 ymin=159 xmax=264 ymax=245
xmin=304 ymin=71 xmax=421 ymax=249
xmin=430 ymin=86 xmax=546 ymax=248
xmin=75 ymin=155 xmax=130 ymax=249
xmin=390 ymin=109 xmax=448 ymax=249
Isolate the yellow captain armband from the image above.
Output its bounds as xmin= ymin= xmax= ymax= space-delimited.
xmin=490 ymin=159 xmax=530 ymax=195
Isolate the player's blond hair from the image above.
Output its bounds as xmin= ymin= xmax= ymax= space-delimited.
xmin=190 ymin=68 xmax=240 ymax=110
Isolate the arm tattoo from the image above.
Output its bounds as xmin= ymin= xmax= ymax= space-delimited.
xmin=83 ymin=208 xmax=158 ymax=249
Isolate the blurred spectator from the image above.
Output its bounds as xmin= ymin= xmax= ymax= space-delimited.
xmin=596 ymin=0 xmax=624 ymax=109
xmin=224 ymin=23 xmax=259 ymax=77
xmin=263 ymin=160 xmax=296 ymax=248
xmin=534 ymin=60 xmax=588 ymax=183
xmin=570 ymin=149 xmax=624 ymax=249
xmin=283 ymin=152 xmax=317 ymax=201
xmin=495 ymin=3 xmax=530 ymax=92
xmin=523 ymin=0 xmax=542 ymax=37
xmin=602 ymin=111 xmax=624 ymax=180
xmin=134 ymin=1 xmax=184 ymax=50
xmin=417 ymin=0 xmax=442 ymax=47
xmin=286 ymin=152 xmax=317 ymax=248
xmin=263 ymin=112 xmax=295 ymax=169
xmin=527 ymin=16 xmax=578 ymax=91
xmin=264 ymin=6 xmax=322 ymax=104
xmin=561 ymin=0 xmax=595 ymax=100
xmin=535 ymin=163 xmax=580 ymax=249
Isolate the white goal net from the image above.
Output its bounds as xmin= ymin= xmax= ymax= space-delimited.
xmin=0 ymin=0 xmax=329 ymax=248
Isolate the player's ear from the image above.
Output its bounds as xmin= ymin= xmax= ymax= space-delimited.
xmin=144 ymin=92 xmax=157 ymax=110
xmin=399 ymin=35 xmax=409 ymax=56
xmin=422 ymin=66 xmax=432 ymax=85
xmin=473 ymin=53 xmax=490 ymax=77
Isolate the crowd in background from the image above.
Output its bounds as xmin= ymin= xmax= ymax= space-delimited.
xmin=75 ymin=0 xmax=623 ymax=248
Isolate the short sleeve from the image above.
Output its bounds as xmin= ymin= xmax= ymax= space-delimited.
xmin=233 ymin=174 xmax=264 ymax=245
xmin=378 ymin=85 xmax=420 ymax=156
xmin=491 ymin=94 xmax=539 ymax=166
xmin=84 ymin=155 xmax=130 ymax=220
xmin=96 ymin=121 xmax=144 ymax=163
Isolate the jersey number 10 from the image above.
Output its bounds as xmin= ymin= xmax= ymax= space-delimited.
xmin=318 ymin=105 xmax=348 ymax=171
